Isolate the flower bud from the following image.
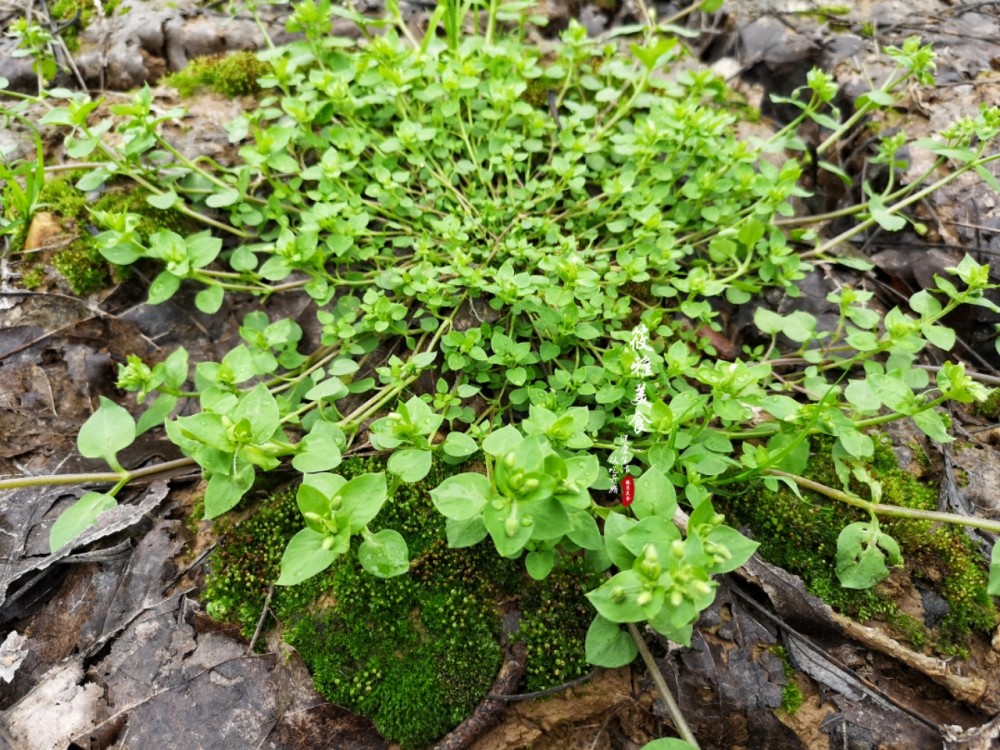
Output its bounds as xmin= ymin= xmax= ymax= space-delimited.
xmin=322 ymin=535 xmax=335 ymax=550
xmin=692 ymin=580 xmax=714 ymax=596
xmin=505 ymin=514 xmax=520 ymax=538
xmin=636 ymin=590 xmax=653 ymax=607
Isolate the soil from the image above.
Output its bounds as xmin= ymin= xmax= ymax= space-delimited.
xmin=4 ymin=1 xmax=1000 ymax=749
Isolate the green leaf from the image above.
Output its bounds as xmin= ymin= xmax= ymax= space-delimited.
xmin=187 ymin=233 xmax=222 ymax=267
xmin=632 ymin=467 xmax=677 ymax=519
xmin=77 ymin=397 xmax=136 ymax=470
xmin=868 ymin=372 xmax=912 ymax=411
xmin=276 ymin=527 xmax=337 ymax=585
xmin=566 ymin=510 xmax=603 ymax=550
xmin=49 ymin=492 xmax=117 ymax=551
xmin=836 ymin=520 xmax=902 ymax=589
xmin=339 ymin=472 xmax=388 ymax=531
xmin=441 ymin=431 xmax=478 ymax=458
xmin=146 ymin=190 xmax=178 ymax=210
xmin=431 ymin=472 xmax=491 ymax=520
xmin=844 ymin=380 xmax=880 ymax=413
xmin=388 ymin=448 xmax=432 ymax=483
xmin=358 ymin=529 xmax=409 ymax=577
xmin=136 ymin=393 xmax=177 ymax=435
xmin=292 ymin=422 xmax=344 ymax=473
xmin=619 ymin=516 xmax=681 ymax=558
xmin=204 ymin=472 xmax=251 ymax=518
xmin=585 ymin=615 xmax=637 ymax=668
xmin=525 ymin=549 xmax=554 ymax=580
xmin=446 ymin=515 xmax=489 ymax=547
xmin=482 ymin=425 xmax=523 ymax=456
xmin=147 ymin=271 xmax=181 ymax=304
xmin=483 ymin=502 xmax=533 ymax=558
xmin=305 ymin=376 xmax=348 ymax=401
xmin=922 ymin=324 xmax=955 ymax=351
xmin=586 ymin=569 xmax=647 ymax=623
xmin=76 ymin=167 xmax=111 ymax=192
xmin=195 ymin=285 xmax=225 ymax=314
xmin=232 ymin=383 xmax=280 ymax=443
xmin=206 ymin=187 xmax=241 ymax=208
xmin=705 ymin=526 xmax=759 ymax=573
xmin=836 ymin=428 xmax=873 ymax=459
xmin=912 ymin=407 xmax=953 ymax=443
xmin=630 ymin=37 xmax=677 ymax=71
xmin=647 ymin=442 xmax=676 ymax=474
xmin=988 ymin=541 xmax=1000 ymax=597
xmin=765 ymin=432 xmax=810 ymax=475
xmin=640 ymin=740 xmax=699 ymax=750
xmin=867 ymin=193 xmax=906 ymax=231
xmin=603 ymin=511 xmax=638 ymax=570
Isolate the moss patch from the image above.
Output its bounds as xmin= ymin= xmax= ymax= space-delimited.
xmin=201 ymin=456 xmax=602 ymax=749
xmin=722 ymin=435 xmax=997 ymax=653
xmin=13 ymin=177 xmax=193 ymax=295
xmin=770 ymin=646 xmax=803 ymax=714
xmin=163 ymin=51 xmax=272 ymax=98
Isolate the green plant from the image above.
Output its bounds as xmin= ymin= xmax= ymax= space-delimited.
xmin=4 ymin=2 xmax=1000 ymax=746
xmin=6 ymin=18 xmax=58 ymax=88
xmin=0 ymin=120 xmax=46 ymax=242
xmin=202 ymin=457 xmax=598 ymax=748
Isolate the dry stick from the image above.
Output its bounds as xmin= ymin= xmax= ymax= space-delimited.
xmin=431 ymin=640 xmax=527 ymax=750
xmin=626 ymin=622 xmax=700 ymax=749
xmin=248 ymin=583 xmax=275 ymax=654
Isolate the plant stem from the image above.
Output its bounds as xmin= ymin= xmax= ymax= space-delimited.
xmin=626 ymin=622 xmax=700 ymax=748
xmin=767 ymin=469 xmax=1000 ymax=534
xmin=0 ymin=456 xmax=196 ymax=491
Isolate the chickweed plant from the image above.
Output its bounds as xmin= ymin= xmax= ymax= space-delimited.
xmin=4 ymin=0 xmax=1000 ymax=742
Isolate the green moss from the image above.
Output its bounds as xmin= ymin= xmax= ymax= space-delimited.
xmin=52 ymin=240 xmax=110 ymax=294
xmin=769 ymin=646 xmax=803 ymax=714
xmin=722 ymin=435 xmax=997 ymax=654
xmin=36 ymin=175 xmax=88 ymax=217
xmin=201 ymin=456 xmax=600 ymax=749
xmin=972 ymin=388 xmax=1000 ymax=419
xmin=13 ymin=177 xmax=194 ymax=295
xmin=91 ymin=185 xmax=193 ymax=239
xmin=781 ymin=680 xmax=804 ymax=714
xmin=164 ymin=51 xmax=272 ymax=98
xmin=20 ymin=266 xmax=44 ymax=289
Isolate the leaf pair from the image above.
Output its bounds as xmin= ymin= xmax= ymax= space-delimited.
xmin=277 ymin=471 xmax=408 ymax=585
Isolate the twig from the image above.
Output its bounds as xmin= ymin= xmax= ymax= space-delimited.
xmin=626 ymin=622 xmax=700 ymax=748
xmin=247 ymin=583 xmax=274 ymax=654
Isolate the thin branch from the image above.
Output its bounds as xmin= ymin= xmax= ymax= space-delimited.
xmin=626 ymin=622 xmax=700 ymax=748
